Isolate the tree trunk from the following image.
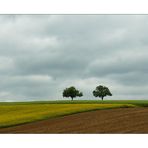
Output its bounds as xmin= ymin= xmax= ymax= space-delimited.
xmin=71 ymin=97 xmax=73 ymax=101
xmin=101 ymin=96 xmax=104 ymax=101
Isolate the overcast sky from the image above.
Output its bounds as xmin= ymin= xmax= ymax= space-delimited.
xmin=0 ymin=15 xmax=148 ymax=101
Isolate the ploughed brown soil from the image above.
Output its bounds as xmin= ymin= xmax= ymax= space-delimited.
xmin=0 ymin=107 xmax=148 ymax=133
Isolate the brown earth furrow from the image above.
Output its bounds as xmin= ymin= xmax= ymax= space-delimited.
xmin=0 ymin=108 xmax=148 ymax=133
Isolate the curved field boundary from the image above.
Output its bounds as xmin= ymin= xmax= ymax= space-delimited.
xmin=0 ymin=107 xmax=148 ymax=133
xmin=0 ymin=103 xmax=135 ymax=128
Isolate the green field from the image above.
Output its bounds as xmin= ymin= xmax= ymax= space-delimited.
xmin=0 ymin=100 xmax=148 ymax=128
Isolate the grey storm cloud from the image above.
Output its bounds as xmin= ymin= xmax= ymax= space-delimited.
xmin=0 ymin=15 xmax=148 ymax=101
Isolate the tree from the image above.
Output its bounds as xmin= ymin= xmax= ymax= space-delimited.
xmin=63 ymin=86 xmax=83 ymax=101
xmin=93 ymin=85 xmax=112 ymax=100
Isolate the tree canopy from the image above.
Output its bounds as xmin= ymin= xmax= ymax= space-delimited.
xmin=93 ymin=85 xmax=112 ymax=100
xmin=63 ymin=86 xmax=83 ymax=101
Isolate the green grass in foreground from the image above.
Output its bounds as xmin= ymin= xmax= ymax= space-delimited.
xmin=0 ymin=102 xmax=135 ymax=128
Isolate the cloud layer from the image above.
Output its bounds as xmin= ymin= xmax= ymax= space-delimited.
xmin=0 ymin=15 xmax=148 ymax=101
